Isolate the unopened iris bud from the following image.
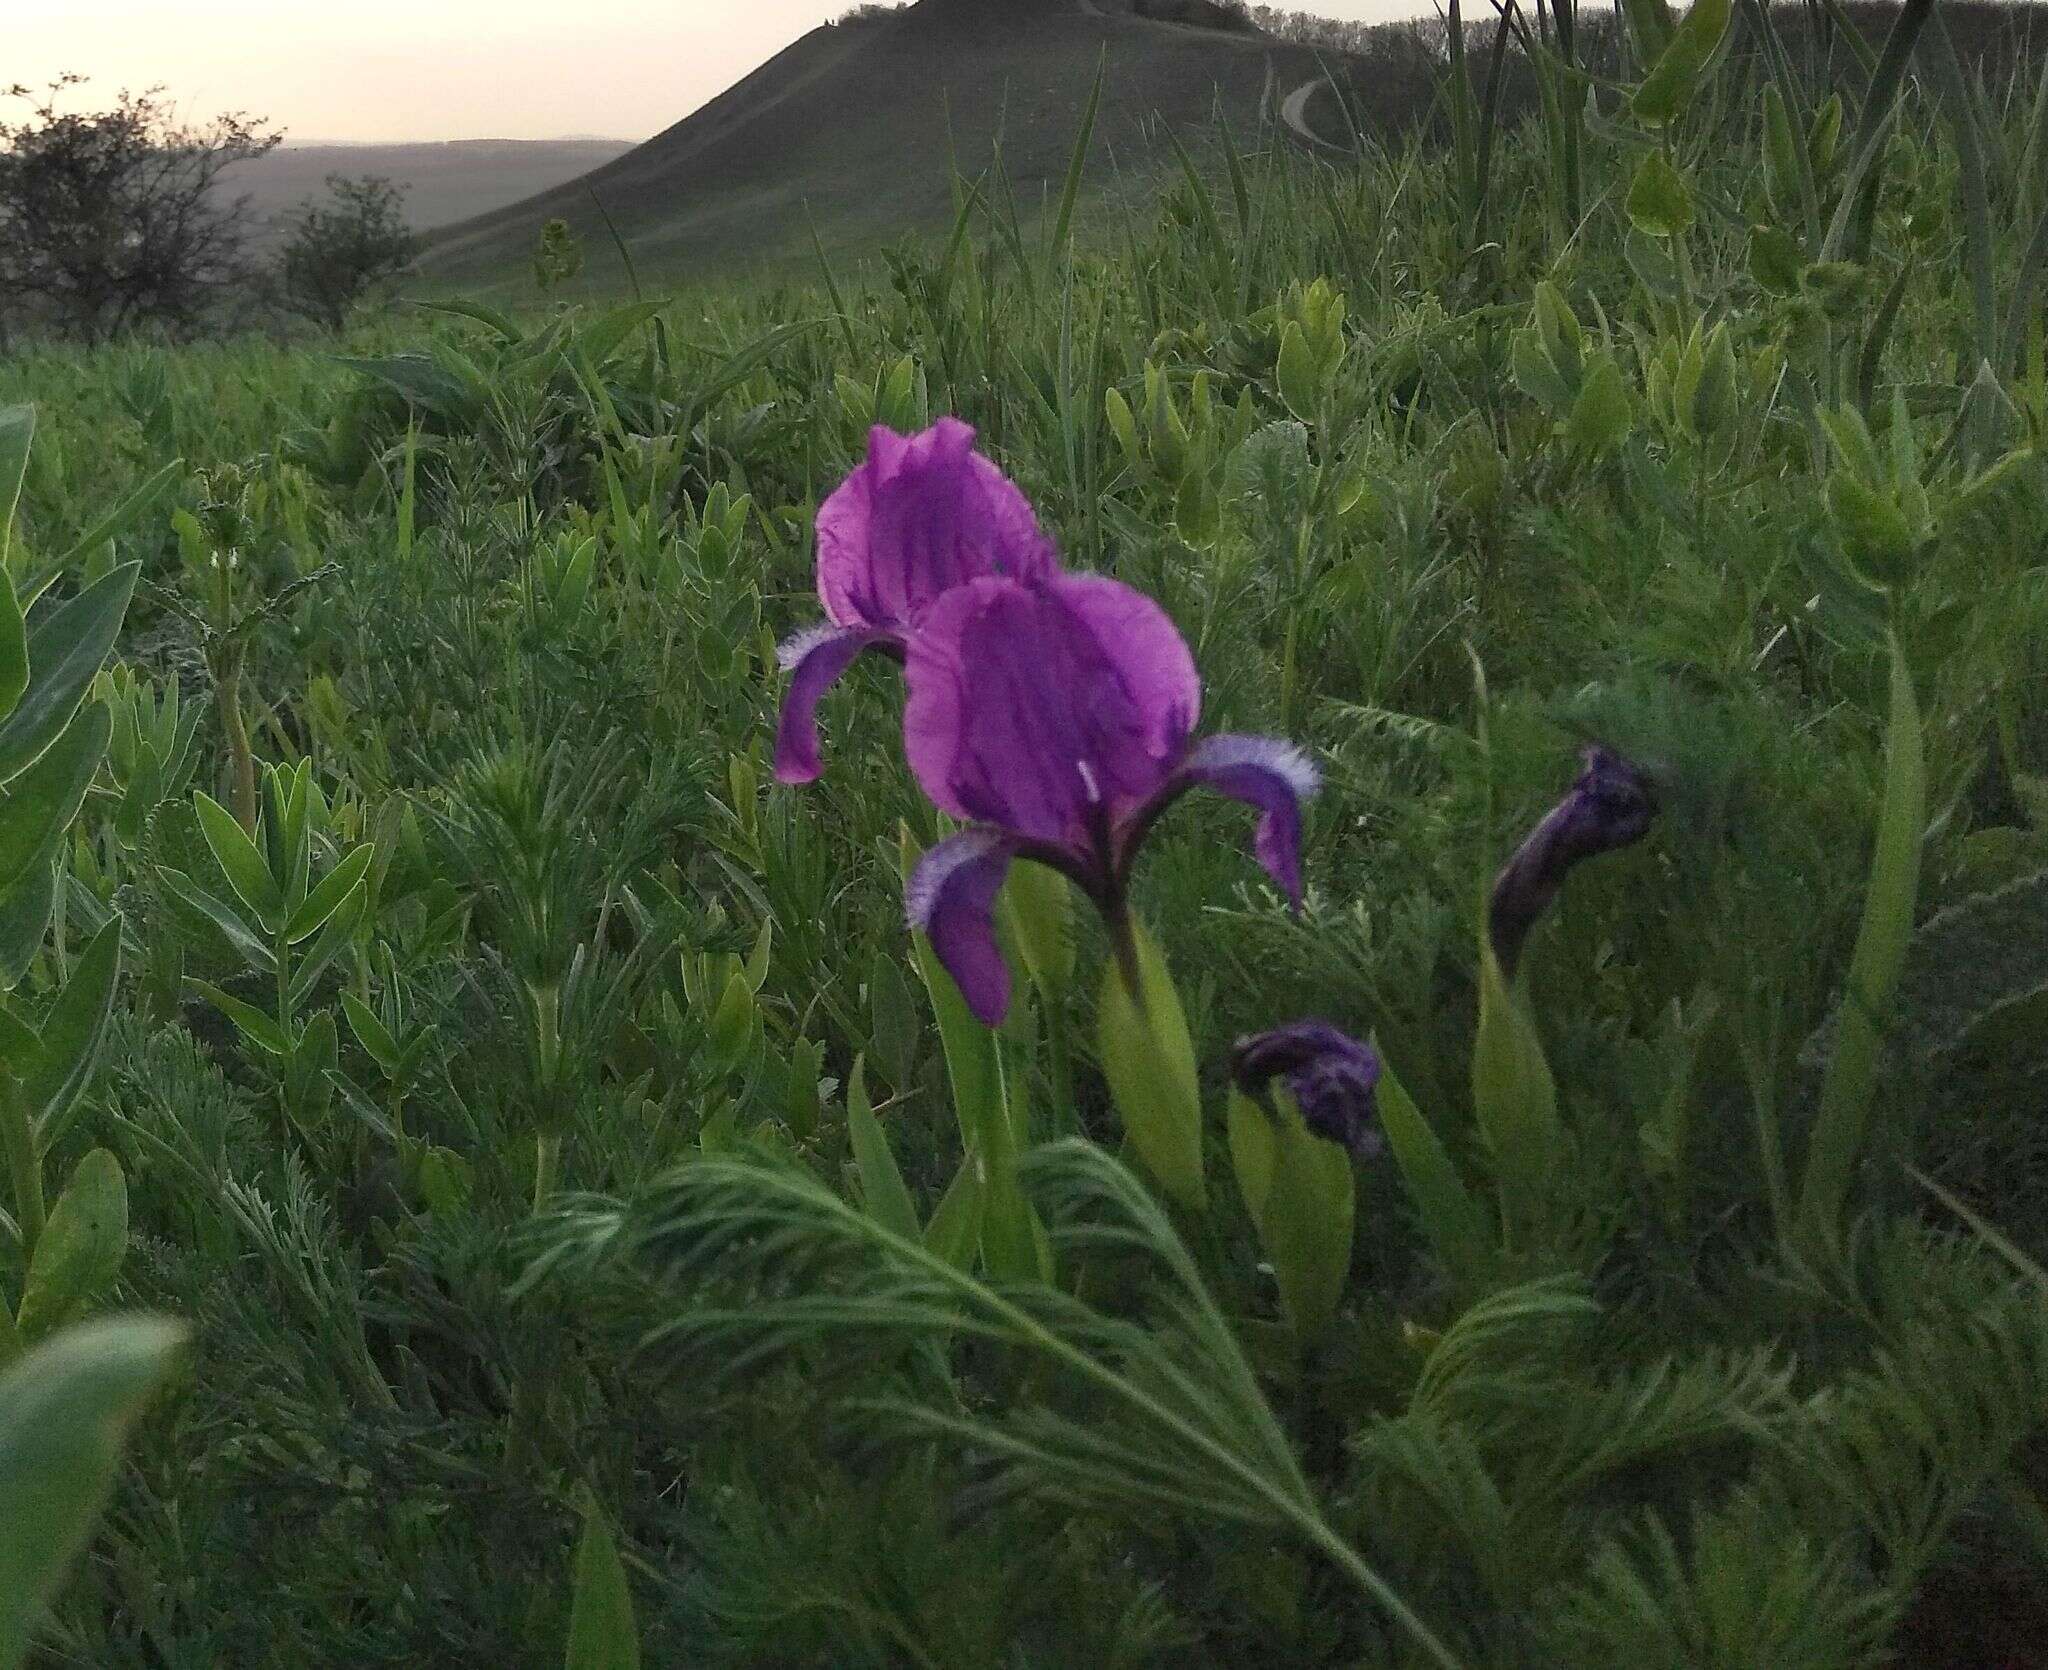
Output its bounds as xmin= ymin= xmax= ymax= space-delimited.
xmin=1488 ymin=745 xmax=1657 ymax=979
xmin=1232 ymin=1020 xmax=1385 ymax=1159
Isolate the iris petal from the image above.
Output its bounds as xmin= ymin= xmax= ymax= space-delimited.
xmin=903 ymin=574 xmax=1200 ymax=855
xmin=905 ymin=829 xmax=1019 ymax=1026
xmin=772 ymin=624 xmax=886 ymax=785
xmin=1167 ymin=733 xmax=1320 ymax=907
xmin=815 ymin=419 xmax=1057 ymax=633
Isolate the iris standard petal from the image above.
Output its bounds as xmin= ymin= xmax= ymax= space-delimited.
xmin=815 ymin=419 xmax=1056 ymax=632
xmin=903 ymin=574 xmax=1200 ymax=854
xmin=905 ymin=829 xmax=1019 ymax=1026
xmin=772 ymin=624 xmax=887 ymax=785
xmin=1169 ymin=733 xmax=1320 ymax=906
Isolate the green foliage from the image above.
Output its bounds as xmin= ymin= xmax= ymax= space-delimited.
xmin=0 ymin=1317 xmax=185 ymax=1669
xmin=0 ymin=16 xmax=2046 ymax=1660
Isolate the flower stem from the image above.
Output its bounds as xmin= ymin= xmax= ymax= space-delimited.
xmin=533 ymin=1131 xmax=561 ymax=1213
xmin=214 ymin=642 xmax=258 ymax=833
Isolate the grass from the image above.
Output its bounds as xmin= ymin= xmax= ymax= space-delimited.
xmin=3 ymin=1 xmax=2048 ymax=1664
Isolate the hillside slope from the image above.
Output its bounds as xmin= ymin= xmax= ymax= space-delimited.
xmin=419 ymin=0 xmax=1351 ymax=289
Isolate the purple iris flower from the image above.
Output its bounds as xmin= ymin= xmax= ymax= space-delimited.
xmin=773 ymin=419 xmax=1060 ymax=784
xmin=1488 ymin=744 xmax=1657 ymax=978
xmin=902 ymin=571 xmax=1318 ymax=1026
xmin=1232 ymin=1020 xmax=1386 ymax=1159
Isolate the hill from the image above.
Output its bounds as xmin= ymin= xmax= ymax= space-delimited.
xmin=230 ymin=139 xmax=636 ymax=247
xmin=418 ymin=0 xmax=1362 ymax=291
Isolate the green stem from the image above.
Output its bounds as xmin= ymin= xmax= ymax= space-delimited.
xmin=1 ymin=1074 xmax=45 ymax=1268
xmin=215 ymin=644 xmax=257 ymax=834
xmin=533 ymin=1131 xmax=562 ymax=1213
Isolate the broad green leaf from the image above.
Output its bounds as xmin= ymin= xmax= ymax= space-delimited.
xmin=155 ymin=868 xmax=276 ymax=975
xmin=286 ymin=881 xmax=369 ymax=1010
xmin=1275 ymin=322 xmax=1323 ymax=423
xmin=14 ymin=1151 xmax=128 ymax=1342
xmin=846 ymin=1057 xmax=921 ymax=1241
xmin=976 ymin=1040 xmax=1043 ymax=1282
xmin=1825 ymin=473 xmax=1916 ymax=587
xmin=1511 ymin=327 xmax=1574 ymax=415
xmin=23 ymin=919 xmax=121 ymax=1152
xmin=280 ymin=1010 xmax=339 ymax=1137
xmin=341 ymin=991 xmax=403 ymax=1077
xmin=1002 ymin=861 xmax=1074 ymax=997
xmin=51 ymin=462 xmax=180 ymax=578
xmin=337 ymin=354 xmax=480 ymax=422
xmin=417 ymin=1146 xmax=474 ymax=1216
xmin=0 ymin=704 xmax=108 ymax=898
xmin=705 ymin=971 xmax=757 ymax=1077
xmin=1096 ymin=917 xmax=1206 ymax=1211
xmin=1626 ymin=152 xmax=1695 ymax=238
xmin=189 ymin=981 xmax=291 ymax=1056
xmin=192 ymin=792 xmax=286 ymax=933
xmin=0 ymin=856 xmax=56 ymax=992
xmin=411 ymin=297 xmax=524 ymax=342
xmin=574 ymin=301 xmax=664 ymax=368
xmin=1801 ymin=639 xmax=1925 ymax=1236
xmin=0 ymin=406 xmax=31 ymax=569
xmin=566 ymin=1487 xmax=640 ymax=1670
xmin=1231 ymin=1090 xmax=1354 ymax=1342
xmin=1619 ymin=0 xmax=1677 ymax=59
xmin=1262 ymin=1093 xmax=1355 ymax=1343
xmin=0 ymin=1316 xmax=186 ymax=1670
xmin=1472 ymin=948 xmax=1559 ymax=1225
xmin=282 ymin=845 xmax=373 ymax=945
xmin=0 ymin=564 xmax=136 ymax=788
xmin=1227 ymin=1089 xmax=1279 ymax=1223
xmin=742 ymin=915 xmax=773 ymax=993
xmin=1631 ymin=0 xmax=1732 ymax=128
xmin=1763 ymin=84 xmax=1805 ymax=221
xmin=867 ymin=948 xmax=921 ymax=1093
xmin=1377 ymin=1064 xmax=1493 ymax=1286
xmin=0 ymin=578 xmax=26 ymax=731
xmin=1564 ymin=357 xmax=1635 ymax=455
xmin=922 ymin=1151 xmax=985 ymax=1270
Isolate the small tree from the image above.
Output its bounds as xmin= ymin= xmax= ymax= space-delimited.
xmin=0 ymin=77 xmax=278 ymax=341
xmin=276 ymin=174 xmax=418 ymax=332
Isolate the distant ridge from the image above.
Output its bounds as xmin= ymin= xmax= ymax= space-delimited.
xmin=418 ymin=0 xmax=1354 ymax=288
xmin=231 ymin=139 xmax=636 ymax=244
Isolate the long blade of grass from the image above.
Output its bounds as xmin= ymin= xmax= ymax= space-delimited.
xmin=1048 ymin=50 xmax=1107 ymax=267
xmin=1821 ymin=0 xmax=1935 ymax=263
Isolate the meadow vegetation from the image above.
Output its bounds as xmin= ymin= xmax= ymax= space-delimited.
xmin=4 ymin=0 xmax=2048 ymax=1664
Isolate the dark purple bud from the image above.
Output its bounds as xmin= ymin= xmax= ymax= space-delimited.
xmin=1232 ymin=1020 xmax=1385 ymax=1159
xmin=1488 ymin=745 xmax=1656 ymax=979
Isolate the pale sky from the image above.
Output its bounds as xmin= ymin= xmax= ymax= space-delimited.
xmin=15 ymin=1 xmax=1427 ymax=144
